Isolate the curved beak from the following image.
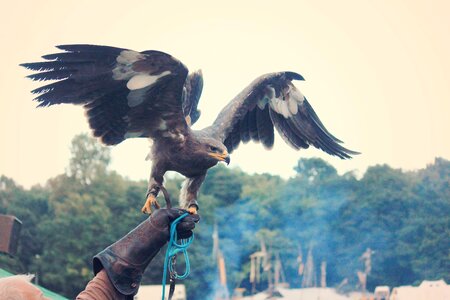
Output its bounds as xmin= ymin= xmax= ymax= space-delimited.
xmin=219 ymin=151 xmax=230 ymax=165
xmin=210 ymin=151 xmax=230 ymax=165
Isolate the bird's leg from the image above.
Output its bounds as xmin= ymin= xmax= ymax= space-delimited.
xmin=180 ymin=175 xmax=205 ymax=215
xmin=141 ymin=175 xmax=164 ymax=215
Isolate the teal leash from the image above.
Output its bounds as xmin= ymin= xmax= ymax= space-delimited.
xmin=162 ymin=212 xmax=194 ymax=300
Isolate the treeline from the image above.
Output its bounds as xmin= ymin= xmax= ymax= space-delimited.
xmin=0 ymin=134 xmax=448 ymax=299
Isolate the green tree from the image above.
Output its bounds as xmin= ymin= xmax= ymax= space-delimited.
xmin=68 ymin=133 xmax=111 ymax=185
xmin=202 ymin=165 xmax=243 ymax=205
xmin=1 ymin=137 xmax=449 ymax=299
xmin=397 ymin=158 xmax=450 ymax=282
xmin=294 ymin=157 xmax=338 ymax=183
xmin=334 ymin=164 xmax=417 ymax=289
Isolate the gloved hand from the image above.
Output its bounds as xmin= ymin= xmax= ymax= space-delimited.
xmin=92 ymin=208 xmax=199 ymax=297
xmin=150 ymin=208 xmax=199 ymax=240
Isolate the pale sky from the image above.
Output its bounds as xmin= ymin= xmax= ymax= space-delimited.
xmin=1 ymin=0 xmax=449 ymax=188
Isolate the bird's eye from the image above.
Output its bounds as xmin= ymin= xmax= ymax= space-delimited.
xmin=209 ymin=146 xmax=218 ymax=152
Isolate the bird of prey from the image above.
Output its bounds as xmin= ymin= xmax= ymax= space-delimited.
xmin=22 ymin=44 xmax=358 ymax=214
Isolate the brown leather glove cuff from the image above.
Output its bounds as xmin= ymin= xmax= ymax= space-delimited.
xmin=93 ymin=217 xmax=169 ymax=296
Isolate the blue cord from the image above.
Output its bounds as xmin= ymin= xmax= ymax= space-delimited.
xmin=162 ymin=213 xmax=194 ymax=300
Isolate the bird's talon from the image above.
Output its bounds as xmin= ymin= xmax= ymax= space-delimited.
xmin=141 ymin=195 xmax=160 ymax=215
xmin=187 ymin=206 xmax=198 ymax=214
xmin=141 ymin=203 xmax=152 ymax=215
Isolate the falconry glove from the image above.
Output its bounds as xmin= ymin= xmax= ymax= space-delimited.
xmin=92 ymin=208 xmax=199 ymax=297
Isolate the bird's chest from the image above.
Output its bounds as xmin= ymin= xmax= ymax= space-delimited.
xmin=151 ymin=142 xmax=213 ymax=177
xmin=168 ymin=152 xmax=213 ymax=177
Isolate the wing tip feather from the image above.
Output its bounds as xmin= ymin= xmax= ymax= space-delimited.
xmin=285 ymin=71 xmax=305 ymax=81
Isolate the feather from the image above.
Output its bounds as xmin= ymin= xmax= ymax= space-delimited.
xmin=27 ymin=70 xmax=73 ymax=81
xmin=239 ymin=113 xmax=250 ymax=143
xmin=42 ymin=51 xmax=117 ymax=62
xmin=256 ymin=107 xmax=274 ymax=149
xmin=208 ymin=72 xmax=357 ymax=158
xmin=32 ymin=76 xmax=119 ymax=106
xmin=303 ymin=98 xmax=342 ymax=143
xmin=209 ymin=71 xmax=357 ymax=159
xmin=230 ymin=127 xmax=241 ymax=151
xmin=21 ymin=61 xmax=92 ymax=71
xmin=56 ymin=44 xmax=126 ymax=55
xmin=248 ymin=108 xmax=259 ymax=141
xmin=182 ymin=70 xmax=203 ymax=126
xmin=269 ymin=109 xmax=301 ymax=150
xmin=22 ymin=44 xmax=189 ymax=145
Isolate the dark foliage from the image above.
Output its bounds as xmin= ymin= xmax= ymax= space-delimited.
xmin=0 ymin=135 xmax=448 ymax=298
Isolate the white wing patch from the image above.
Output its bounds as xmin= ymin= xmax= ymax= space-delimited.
xmin=112 ymin=50 xmax=172 ymax=90
xmin=116 ymin=50 xmax=145 ymax=65
xmin=112 ymin=50 xmax=145 ymax=80
xmin=126 ymin=71 xmax=171 ymax=90
xmin=288 ymin=97 xmax=298 ymax=115
xmin=289 ymin=85 xmax=305 ymax=104
xmin=124 ymin=131 xmax=144 ymax=138
xmin=113 ymin=50 xmax=172 ymax=107
xmin=267 ymin=84 xmax=305 ymax=118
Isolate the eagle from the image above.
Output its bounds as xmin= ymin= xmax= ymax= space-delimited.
xmin=22 ymin=44 xmax=358 ymax=214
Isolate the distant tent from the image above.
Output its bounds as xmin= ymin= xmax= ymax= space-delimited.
xmin=135 ymin=284 xmax=186 ymax=300
xmin=0 ymin=268 xmax=69 ymax=300
xmin=391 ymin=280 xmax=450 ymax=300
xmin=241 ymin=287 xmax=357 ymax=300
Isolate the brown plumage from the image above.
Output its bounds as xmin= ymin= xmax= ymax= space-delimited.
xmin=22 ymin=44 xmax=358 ymax=214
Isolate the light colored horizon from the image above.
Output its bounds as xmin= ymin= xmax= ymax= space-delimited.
xmin=1 ymin=0 xmax=449 ymax=188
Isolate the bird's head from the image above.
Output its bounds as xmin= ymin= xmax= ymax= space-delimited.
xmin=197 ymin=137 xmax=230 ymax=165
xmin=206 ymin=140 xmax=230 ymax=165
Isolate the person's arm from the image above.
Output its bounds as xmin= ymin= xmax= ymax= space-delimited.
xmin=76 ymin=208 xmax=199 ymax=300
xmin=77 ymin=269 xmax=125 ymax=300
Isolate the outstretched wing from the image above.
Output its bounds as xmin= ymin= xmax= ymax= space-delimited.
xmin=208 ymin=72 xmax=358 ymax=159
xmin=21 ymin=44 xmax=189 ymax=145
